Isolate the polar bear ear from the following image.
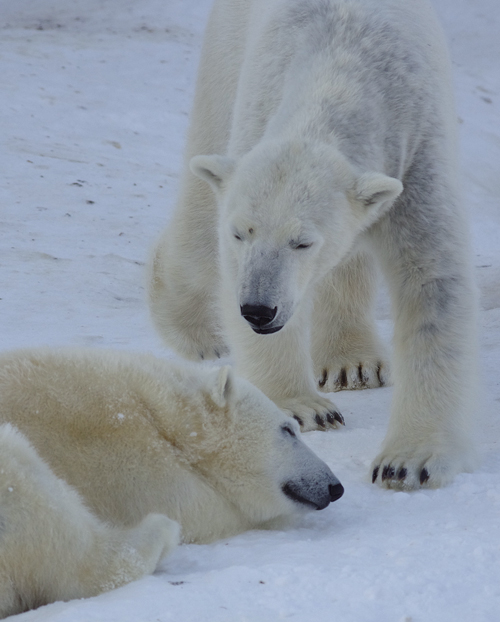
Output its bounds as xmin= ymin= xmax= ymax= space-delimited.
xmin=354 ymin=172 xmax=403 ymax=213
xmin=190 ymin=155 xmax=236 ymax=193
xmin=208 ymin=365 xmax=235 ymax=409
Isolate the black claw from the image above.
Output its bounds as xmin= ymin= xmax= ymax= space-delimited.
xmin=314 ymin=414 xmax=326 ymax=428
xmin=357 ymin=364 xmax=363 ymax=383
xmin=334 ymin=411 xmax=345 ymax=426
xmin=381 ymin=465 xmax=395 ymax=481
xmin=420 ymin=468 xmax=430 ymax=485
xmin=293 ymin=415 xmax=304 ymax=427
xmin=319 ymin=369 xmax=327 ymax=388
xmin=327 ymin=410 xmax=345 ymax=426
xmin=214 ymin=349 xmax=221 ymax=359
xmin=376 ymin=363 xmax=384 ymax=387
xmin=397 ymin=468 xmax=407 ymax=480
xmin=340 ymin=368 xmax=348 ymax=388
xmin=372 ymin=465 xmax=380 ymax=483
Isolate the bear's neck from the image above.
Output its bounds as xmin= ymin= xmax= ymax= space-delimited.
xmin=262 ymin=56 xmax=386 ymax=172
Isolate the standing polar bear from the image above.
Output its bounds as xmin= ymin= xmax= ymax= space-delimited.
xmin=149 ymin=0 xmax=477 ymax=490
xmin=0 ymin=348 xmax=341 ymax=618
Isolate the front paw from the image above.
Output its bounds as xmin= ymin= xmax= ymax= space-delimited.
xmin=316 ymin=358 xmax=390 ymax=393
xmin=274 ymin=395 xmax=345 ymax=432
xmin=371 ymin=445 xmax=464 ymax=490
xmin=173 ymin=330 xmax=229 ymax=362
xmin=197 ymin=340 xmax=230 ymax=361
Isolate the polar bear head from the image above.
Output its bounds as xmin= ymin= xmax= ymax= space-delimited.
xmin=176 ymin=365 xmax=343 ymax=525
xmin=191 ymin=140 xmax=402 ymax=333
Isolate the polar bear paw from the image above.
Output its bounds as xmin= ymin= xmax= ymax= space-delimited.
xmin=370 ymin=445 xmax=463 ymax=490
xmin=173 ymin=329 xmax=229 ymax=362
xmin=316 ymin=358 xmax=390 ymax=393
xmin=275 ymin=395 xmax=345 ymax=432
xmin=196 ymin=339 xmax=230 ymax=361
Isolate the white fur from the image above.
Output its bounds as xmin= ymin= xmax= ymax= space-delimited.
xmin=0 ymin=348 xmax=340 ymax=617
xmin=149 ymin=0 xmax=478 ymax=489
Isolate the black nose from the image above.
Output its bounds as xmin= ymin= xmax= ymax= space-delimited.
xmin=240 ymin=304 xmax=277 ymax=329
xmin=328 ymin=482 xmax=344 ymax=503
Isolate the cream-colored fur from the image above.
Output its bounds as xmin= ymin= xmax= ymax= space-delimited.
xmin=0 ymin=424 xmax=178 ymax=619
xmin=149 ymin=0 xmax=477 ymax=490
xmin=0 ymin=348 xmax=341 ymax=618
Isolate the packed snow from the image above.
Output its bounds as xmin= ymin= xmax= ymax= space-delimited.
xmin=1 ymin=0 xmax=499 ymax=620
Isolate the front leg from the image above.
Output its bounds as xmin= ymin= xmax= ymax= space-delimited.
xmin=225 ymin=300 xmax=344 ymax=432
xmin=370 ymin=177 xmax=478 ymax=490
xmin=311 ymin=252 xmax=390 ymax=392
xmin=148 ymin=180 xmax=229 ymax=362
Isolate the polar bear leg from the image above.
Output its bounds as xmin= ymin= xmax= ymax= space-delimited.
xmin=370 ymin=156 xmax=478 ymax=490
xmin=149 ymin=217 xmax=228 ymax=361
xmin=0 ymin=580 xmax=16 ymax=620
xmin=312 ymin=252 xmax=390 ymax=393
xmin=148 ymin=0 xmax=247 ymax=362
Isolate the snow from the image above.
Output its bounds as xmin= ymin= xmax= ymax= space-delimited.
xmin=0 ymin=0 xmax=499 ymax=620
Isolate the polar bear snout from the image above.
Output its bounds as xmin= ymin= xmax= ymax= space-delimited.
xmin=240 ymin=304 xmax=283 ymax=334
xmin=281 ymin=475 xmax=344 ymax=510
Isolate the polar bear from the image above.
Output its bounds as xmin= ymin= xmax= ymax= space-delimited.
xmin=0 ymin=348 xmax=342 ymax=618
xmin=149 ymin=0 xmax=478 ymax=490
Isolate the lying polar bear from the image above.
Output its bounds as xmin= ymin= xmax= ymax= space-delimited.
xmin=0 ymin=348 xmax=342 ymax=618
xmin=149 ymin=0 xmax=478 ymax=490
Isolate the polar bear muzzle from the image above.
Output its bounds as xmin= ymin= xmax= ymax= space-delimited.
xmin=282 ymin=477 xmax=344 ymax=510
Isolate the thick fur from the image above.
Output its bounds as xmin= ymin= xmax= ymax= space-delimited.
xmin=0 ymin=348 xmax=340 ymax=618
xmin=0 ymin=424 xmax=179 ymax=618
xmin=149 ymin=0 xmax=478 ymax=489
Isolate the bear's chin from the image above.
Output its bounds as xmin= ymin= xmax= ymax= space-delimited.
xmin=250 ymin=324 xmax=284 ymax=335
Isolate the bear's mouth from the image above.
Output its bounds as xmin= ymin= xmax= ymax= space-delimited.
xmin=282 ymin=480 xmax=344 ymax=510
xmin=282 ymin=482 xmax=320 ymax=508
xmin=240 ymin=304 xmax=283 ymax=334
xmin=251 ymin=324 xmax=283 ymax=335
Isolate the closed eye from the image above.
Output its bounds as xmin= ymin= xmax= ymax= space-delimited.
xmin=291 ymin=242 xmax=313 ymax=250
xmin=282 ymin=425 xmax=296 ymax=438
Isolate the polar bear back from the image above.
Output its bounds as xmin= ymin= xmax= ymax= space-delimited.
xmin=196 ymin=0 xmax=454 ymax=170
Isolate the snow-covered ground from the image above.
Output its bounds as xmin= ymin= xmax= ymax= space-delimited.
xmin=1 ymin=0 xmax=499 ymax=620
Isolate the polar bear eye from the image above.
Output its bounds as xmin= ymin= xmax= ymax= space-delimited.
xmin=292 ymin=242 xmax=313 ymax=250
xmin=282 ymin=425 xmax=296 ymax=438
xmin=233 ymin=233 xmax=243 ymax=241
